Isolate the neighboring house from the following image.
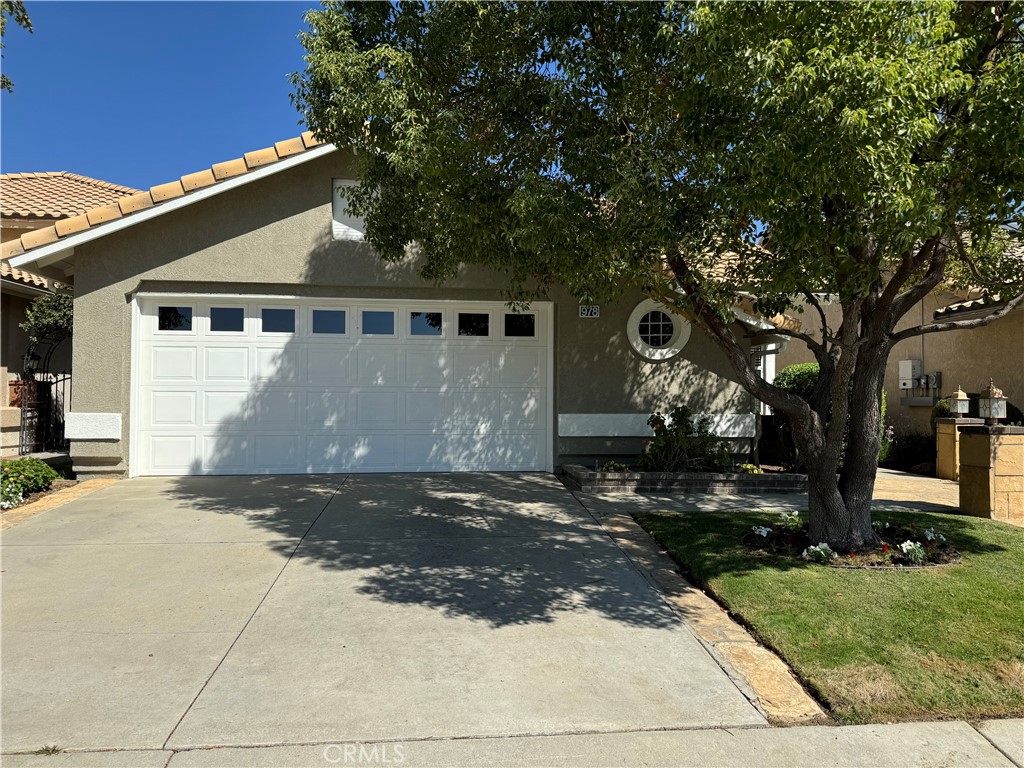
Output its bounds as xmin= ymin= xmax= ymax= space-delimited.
xmin=1 ymin=171 xmax=141 ymax=375
xmin=4 ymin=133 xmax=787 ymax=478
xmin=776 ymin=288 xmax=1023 ymax=436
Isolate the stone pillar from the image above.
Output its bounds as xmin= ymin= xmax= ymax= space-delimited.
xmin=935 ymin=417 xmax=984 ymax=481
xmin=959 ymin=426 xmax=1024 ymax=525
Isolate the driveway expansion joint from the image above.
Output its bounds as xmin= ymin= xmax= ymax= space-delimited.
xmin=159 ymin=478 xmax=349 ymax=750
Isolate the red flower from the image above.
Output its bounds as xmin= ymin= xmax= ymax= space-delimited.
xmin=882 ymin=543 xmax=889 ymax=554
xmin=850 ymin=552 xmax=856 ymax=560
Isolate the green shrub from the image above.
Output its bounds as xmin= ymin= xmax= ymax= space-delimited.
xmin=771 ymin=363 xmax=887 ymax=470
xmin=600 ymin=460 xmax=630 ymax=472
xmin=737 ymin=463 xmax=763 ymax=474
xmin=1 ymin=457 xmax=59 ymax=509
xmin=640 ymin=404 xmax=733 ymax=473
xmin=772 ymin=363 xmax=820 ymax=402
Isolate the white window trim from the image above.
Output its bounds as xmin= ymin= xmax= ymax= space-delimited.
xmin=308 ymin=306 xmax=350 ymax=337
xmin=258 ymin=306 xmax=298 ymax=336
xmin=154 ymin=303 xmax=197 ymax=336
xmin=206 ymin=304 xmax=248 ymax=336
xmin=359 ymin=308 xmax=398 ymax=338
xmin=501 ymin=311 xmax=537 ymax=340
xmin=626 ymin=299 xmax=691 ymax=361
xmin=407 ymin=309 xmax=446 ymax=339
xmin=332 ymin=179 xmax=365 ymax=241
xmin=456 ymin=310 xmax=492 ymax=339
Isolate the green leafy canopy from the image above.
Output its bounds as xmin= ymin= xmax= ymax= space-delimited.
xmin=292 ymin=1 xmax=1023 ymax=313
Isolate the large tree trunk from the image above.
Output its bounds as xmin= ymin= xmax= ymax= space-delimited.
xmin=789 ymin=414 xmax=876 ymax=551
xmin=837 ymin=340 xmax=889 ymax=549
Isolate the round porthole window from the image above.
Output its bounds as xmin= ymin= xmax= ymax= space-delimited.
xmin=627 ymin=299 xmax=691 ymax=361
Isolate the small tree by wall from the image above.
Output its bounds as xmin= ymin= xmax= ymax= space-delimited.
xmin=19 ymin=292 xmax=73 ymax=373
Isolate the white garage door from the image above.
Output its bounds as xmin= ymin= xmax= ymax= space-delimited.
xmin=133 ymin=296 xmax=552 ymax=475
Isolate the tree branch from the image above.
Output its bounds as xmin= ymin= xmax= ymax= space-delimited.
xmin=891 ymin=292 xmax=1024 ymax=342
xmin=661 ymin=257 xmax=816 ymax=425
xmin=889 ymin=239 xmax=951 ymax=325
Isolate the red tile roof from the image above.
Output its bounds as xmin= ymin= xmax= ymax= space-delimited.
xmin=1 ymin=132 xmax=328 ymax=261
xmin=1 ymin=172 xmax=140 ymax=220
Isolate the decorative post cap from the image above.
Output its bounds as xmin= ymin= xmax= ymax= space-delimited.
xmin=981 ymin=378 xmax=1004 ymax=400
xmin=953 ymin=385 xmax=968 ymax=400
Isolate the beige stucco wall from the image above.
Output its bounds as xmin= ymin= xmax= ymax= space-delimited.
xmin=776 ymin=295 xmax=1023 ymax=436
xmin=68 ymin=150 xmax=752 ymax=474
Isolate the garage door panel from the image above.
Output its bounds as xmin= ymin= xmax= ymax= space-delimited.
xmin=204 ymin=391 xmax=249 ymax=426
xmin=305 ymin=392 xmax=350 ymax=428
xmin=347 ymin=435 xmax=401 ymax=470
xmin=453 ymin=349 xmax=494 ymax=387
xmin=253 ymin=434 xmax=300 ymax=470
xmin=405 ymin=350 xmax=450 ymax=386
xmin=355 ymin=391 xmax=399 ymax=427
xmin=205 ymin=347 xmax=249 ymax=381
xmin=254 ymin=390 xmax=301 ymax=425
xmin=148 ymin=434 xmax=197 ymax=472
xmin=307 ymin=348 xmax=355 ymax=385
xmin=150 ymin=392 xmax=197 ymax=426
xmin=449 ymin=389 xmax=499 ymax=428
xmin=203 ymin=434 xmax=251 ymax=471
xmin=356 ymin=349 xmax=401 ymax=386
xmin=405 ymin=392 xmax=449 ymax=424
xmin=152 ymin=347 xmax=197 ymax=381
xmin=136 ymin=299 xmax=550 ymax=475
xmin=255 ymin=347 xmax=291 ymax=381
xmin=498 ymin=349 xmax=543 ymax=385
xmin=501 ymin=389 xmax=543 ymax=428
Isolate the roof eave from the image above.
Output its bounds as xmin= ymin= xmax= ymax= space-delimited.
xmin=8 ymin=143 xmax=338 ymax=270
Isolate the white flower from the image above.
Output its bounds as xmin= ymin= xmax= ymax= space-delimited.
xmin=900 ymin=540 xmax=921 ymax=553
xmin=752 ymin=526 xmax=773 ymax=538
xmin=923 ymin=528 xmax=946 ymax=543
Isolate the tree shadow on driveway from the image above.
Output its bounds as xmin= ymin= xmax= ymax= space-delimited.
xmin=164 ymin=472 xmax=680 ymax=629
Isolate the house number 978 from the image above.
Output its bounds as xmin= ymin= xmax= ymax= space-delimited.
xmin=579 ymin=305 xmax=600 ymax=318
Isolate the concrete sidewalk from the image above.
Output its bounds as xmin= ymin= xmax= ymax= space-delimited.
xmin=2 ymin=719 xmax=1021 ymax=767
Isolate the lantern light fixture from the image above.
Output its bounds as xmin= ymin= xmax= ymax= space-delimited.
xmin=978 ymin=379 xmax=1007 ymax=425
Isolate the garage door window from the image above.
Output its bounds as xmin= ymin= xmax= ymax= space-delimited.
xmin=261 ymin=308 xmax=295 ymax=334
xmin=210 ymin=307 xmax=245 ymax=333
xmin=158 ymin=306 xmax=193 ymax=332
xmin=312 ymin=309 xmax=347 ymax=335
xmin=410 ymin=311 xmax=442 ymax=336
xmin=362 ymin=310 xmax=395 ymax=336
xmin=504 ymin=313 xmax=535 ymax=337
xmin=458 ymin=312 xmax=489 ymax=337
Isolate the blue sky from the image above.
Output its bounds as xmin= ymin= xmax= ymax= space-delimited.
xmin=1 ymin=2 xmax=316 ymax=189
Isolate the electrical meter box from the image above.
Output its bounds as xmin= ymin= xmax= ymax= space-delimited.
xmin=899 ymin=359 xmax=921 ymax=390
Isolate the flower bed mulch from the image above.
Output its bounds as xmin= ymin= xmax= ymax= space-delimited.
xmin=742 ymin=513 xmax=961 ymax=569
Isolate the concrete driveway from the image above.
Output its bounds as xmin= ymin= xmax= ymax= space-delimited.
xmin=1 ymin=473 xmax=763 ymax=758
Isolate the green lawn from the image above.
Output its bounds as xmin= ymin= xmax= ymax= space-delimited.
xmin=635 ymin=508 xmax=1024 ymax=724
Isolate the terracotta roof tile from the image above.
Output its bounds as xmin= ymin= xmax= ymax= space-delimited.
xmin=55 ymin=213 xmax=91 ymax=238
xmin=118 ymin=191 xmax=154 ymax=215
xmin=86 ymin=203 xmax=122 ymax=226
xmin=20 ymin=225 xmax=60 ymax=249
xmin=181 ymin=169 xmax=216 ymax=192
xmin=1 ymin=258 xmax=54 ymax=290
xmin=150 ymin=180 xmax=185 ymax=203
xmin=5 ymin=131 xmax=331 ymax=260
xmin=1 ymin=239 xmax=25 ymax=259
xmin=243 ymin=146 xmax=281 ymax=169
xmin=0 ymin=172 xmax=140 ymax=219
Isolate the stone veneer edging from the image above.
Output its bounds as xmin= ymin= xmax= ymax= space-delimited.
xmin=562 ymin=464 xmax=808 ymax=493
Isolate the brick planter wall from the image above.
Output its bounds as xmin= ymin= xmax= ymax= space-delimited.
xmin=561 ymin=464 xmax=808 ymax=493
